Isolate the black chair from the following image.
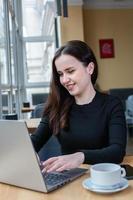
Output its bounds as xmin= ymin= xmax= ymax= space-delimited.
xmin=31 ymin=103 xmax=44 ymax=118
xmin=108 ymin=88 xmax=133 ymax=111
xmin=31 ymin=103 xmax=61 ymax=161
xmin=38 ymin=136 xmax=61 ymax=161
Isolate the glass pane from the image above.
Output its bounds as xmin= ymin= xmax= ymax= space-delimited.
xmin=0 ymin=0 xmax=8 ymax=84
xmin=22 ymin=0 xmax=55 ymax=37
xmin=25 ymin=41 xmax=54 ymax=83
xmin=1 ymin=89 xmax=17 ymax=115
xmin=2 ymin=91 xmax=9 ymax=114
xmin=26 ymin=87 xmax=49 ymax=106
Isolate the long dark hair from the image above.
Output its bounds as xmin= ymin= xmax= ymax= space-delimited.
xmin=44 ymin=40 xmax=98 ymax=134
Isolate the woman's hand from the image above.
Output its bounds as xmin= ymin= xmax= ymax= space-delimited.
xmin=42 ymin=152 xmax=85 ymax=172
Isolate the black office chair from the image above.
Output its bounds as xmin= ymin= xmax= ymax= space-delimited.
xmin=108 ymin=88 xmax=133 ymax=111
xmin=31 ymin=103 xmax=61 ymax=161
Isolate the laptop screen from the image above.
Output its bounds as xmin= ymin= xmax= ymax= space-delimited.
xmin=0 ymin=120 xmax=47 ymax=192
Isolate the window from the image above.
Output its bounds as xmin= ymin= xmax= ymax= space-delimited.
xmin=22 ymin=0 xmax=56 ymax=106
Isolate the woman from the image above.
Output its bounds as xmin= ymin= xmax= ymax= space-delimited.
xmin=31 ymin=40 xmax=127 ymax=173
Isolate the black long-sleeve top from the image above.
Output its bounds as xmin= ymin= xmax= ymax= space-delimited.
xmin=31 ymin=91 xmax=127 ymax=164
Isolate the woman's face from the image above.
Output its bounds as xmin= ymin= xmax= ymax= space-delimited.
xmin=55 ymin=54 xmax=94 ymax=99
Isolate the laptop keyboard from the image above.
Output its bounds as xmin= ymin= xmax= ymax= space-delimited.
xmin=43 ymin=172 xmax=70 ymax=186
xmin=42 ymin=168 xmax=88 ymax=186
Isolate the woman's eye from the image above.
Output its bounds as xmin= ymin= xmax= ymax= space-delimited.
xmin=68 ymin=70 xmax=74 ymax=73
xmin=58 ymin=73 xmax=63 ymax=77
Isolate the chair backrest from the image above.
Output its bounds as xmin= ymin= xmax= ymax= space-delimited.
xmin=31 ymin=103 xmax=44 ymax=118
xmin=126 ymin=95 xmax=133 ymax=117
xmin=108 ymin=88 xmax=133 ymax=111
xmin=31 ymin=103 xmax=61 ymax=160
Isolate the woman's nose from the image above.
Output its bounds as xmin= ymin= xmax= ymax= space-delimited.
xmin=62 ymin=75 xmax=70 ymax=84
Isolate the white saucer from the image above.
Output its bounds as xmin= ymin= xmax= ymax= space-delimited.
xmin=82 ymin=178 xmax=129 ymax=194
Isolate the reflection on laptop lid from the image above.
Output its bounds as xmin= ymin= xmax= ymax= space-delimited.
xmin=0 ymin=120 xmax=88 ymax=193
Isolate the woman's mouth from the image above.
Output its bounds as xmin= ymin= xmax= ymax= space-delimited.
xmin=66 ymin=84 xmax=75 ymax=91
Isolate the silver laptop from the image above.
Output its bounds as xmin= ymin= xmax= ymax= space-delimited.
xmin=0 ymin=120 xmax=88 ymax=193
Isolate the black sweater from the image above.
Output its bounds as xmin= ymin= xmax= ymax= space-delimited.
xmin=31 ymin=91 xmax=127 ymax=164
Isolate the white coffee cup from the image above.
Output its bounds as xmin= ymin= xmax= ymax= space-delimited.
xmin=90 ymin=163 xmax=126 ymax=187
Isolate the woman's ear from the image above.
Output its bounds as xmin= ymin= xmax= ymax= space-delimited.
xmin=86 ymin=62 xmax=94 ymax=75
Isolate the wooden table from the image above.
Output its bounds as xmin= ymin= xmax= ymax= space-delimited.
xmin=25 ymin=118 xmax=41 ymax=133
xmin=0 ymin=156 xmax=133 ymax=200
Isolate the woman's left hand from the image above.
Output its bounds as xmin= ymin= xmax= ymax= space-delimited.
xmin=42 ymin=152 xmax=85 ymax=172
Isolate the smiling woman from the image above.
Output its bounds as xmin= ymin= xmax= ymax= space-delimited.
xmin=31 ymin=40 xmax=127 ymax=173
xmin=55 ymin=54 xmax=95 ymax=103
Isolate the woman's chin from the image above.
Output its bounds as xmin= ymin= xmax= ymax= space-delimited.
xmin=68 ymin=90 xmax=78 ymax=97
